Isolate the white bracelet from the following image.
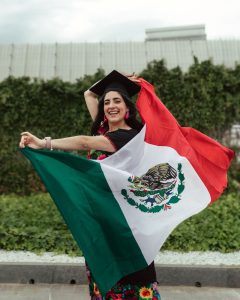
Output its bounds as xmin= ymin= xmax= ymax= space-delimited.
xmin=44 ymin=137 xmax=53 ymax=150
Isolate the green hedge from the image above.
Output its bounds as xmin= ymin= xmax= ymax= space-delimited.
xmin=0 ymin=70 xmax=105 ymax=194
xmin=0 ymin=193 xmax=239 ymax=254
xmin=0 ymin=59 xmax=239 ymax=194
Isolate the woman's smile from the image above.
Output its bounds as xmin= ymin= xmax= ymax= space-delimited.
xmin=107 ymin=109 xmax=120 ymax=117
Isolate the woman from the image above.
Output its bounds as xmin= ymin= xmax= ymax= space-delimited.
xmin=19 ymin=70 xmax=161 ymax=300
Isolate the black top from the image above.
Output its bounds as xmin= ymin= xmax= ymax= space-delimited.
xmin=105 ymin=128 xmax=139 ymax=151
xmin=104 ymin=128 xmax=157 ymax=285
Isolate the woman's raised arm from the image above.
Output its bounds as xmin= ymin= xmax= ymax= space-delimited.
xmin=84 ymin=90 xmax=99 ymax=121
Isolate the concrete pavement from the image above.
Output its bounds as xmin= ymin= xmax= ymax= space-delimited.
xmin=0 ymin=284 xmax=239 ymax=300
xmin=0 ymin=262 xmax=239 ymax=299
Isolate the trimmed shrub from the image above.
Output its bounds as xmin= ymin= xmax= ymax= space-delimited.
xmin=0 ymin=193 xmax=239 ymax=254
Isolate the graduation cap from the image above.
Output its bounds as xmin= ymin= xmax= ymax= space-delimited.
xmin=89 ymin=70 xmax=140 ymax=98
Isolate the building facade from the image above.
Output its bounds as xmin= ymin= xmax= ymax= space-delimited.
xmin=0 ymin=25 xmax=240 ymax=82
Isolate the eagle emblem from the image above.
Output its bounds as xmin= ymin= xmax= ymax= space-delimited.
xmin=121 ymin=163 xmax=185 ymax=213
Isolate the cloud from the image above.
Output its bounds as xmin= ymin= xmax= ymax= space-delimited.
xmin=0 ymin=0 xmax=240 ymax=43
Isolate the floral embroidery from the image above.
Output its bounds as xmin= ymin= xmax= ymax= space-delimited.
xmin=93 ymin=283 xmax=101 ymax=296
xmin=88 ymin=149 xmax=108 ymax=160
xmin=86 ymin=260 xmax=161 ymax=300
xmin=139 ymin=287 xmax=153 ymax=299
xmin=97 ymin=154 xmax=107 ymax=160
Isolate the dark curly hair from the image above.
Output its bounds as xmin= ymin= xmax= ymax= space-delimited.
xmin=91 ymin=92 xmax=143 ymax=136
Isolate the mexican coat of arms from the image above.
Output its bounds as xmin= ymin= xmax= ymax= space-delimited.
xmin=121 ymin=163 xmax=185 ymax=213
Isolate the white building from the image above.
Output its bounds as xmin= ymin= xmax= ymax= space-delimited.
xmin=0 ymin=25 xmax=240 ymax=82
xmin=145 ymin=24 xmax=207 ymax=41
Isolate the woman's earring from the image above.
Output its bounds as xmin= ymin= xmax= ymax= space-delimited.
xmin=100 ymin=115 xmax=108 ymax=126
xmin=98 ymin=115 xmax=108 ymax=134
xmin=125 ymin=111 xmax=129 ymax=120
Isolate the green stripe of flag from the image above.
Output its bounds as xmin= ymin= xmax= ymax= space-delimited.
xmin=20 ymin=147 xmax=147 ymax=294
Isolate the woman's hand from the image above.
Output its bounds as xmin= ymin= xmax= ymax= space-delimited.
xmin=19 ymin=132 xmax=45 ymax=149
xmin=84 ymin=89 xmax=98 ymax=98
xmin=125 ymin=73 xmax=141 ymax=84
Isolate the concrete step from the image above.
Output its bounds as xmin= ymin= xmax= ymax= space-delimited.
xmin=0 ymin=263 xmax=239 ymax=288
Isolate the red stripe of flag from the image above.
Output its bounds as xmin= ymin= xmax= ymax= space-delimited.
xmin=136 ymin=79 xmax=234 ymax=202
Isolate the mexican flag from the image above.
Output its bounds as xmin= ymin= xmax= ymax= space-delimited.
xmin=20 ymin=79 xmax=234 ymax=294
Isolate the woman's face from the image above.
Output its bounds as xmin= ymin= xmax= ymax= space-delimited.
xmin=103 ymin=91 xmax=129 ymax=124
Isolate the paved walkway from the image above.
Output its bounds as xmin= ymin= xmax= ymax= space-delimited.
xmin=0 ymin=284 xmax=239 ymax=300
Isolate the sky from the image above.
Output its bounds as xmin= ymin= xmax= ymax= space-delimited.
xmin=0 ymin=0 xmax=240 ymax=43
